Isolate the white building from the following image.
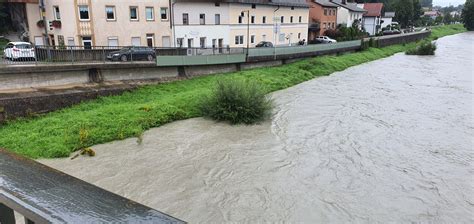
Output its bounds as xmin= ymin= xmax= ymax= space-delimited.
xmin=381 ymin=12 xmax=395 ymax=29
xmin=332 ymin=0 xmax=366 ymax=28
xmin=358 ymin=3 xmax=384 ymax=36
xmin=172 ymin=0 xmax=309 ymax=48
xmin=173 ymin=1 xmax=230 ymax=48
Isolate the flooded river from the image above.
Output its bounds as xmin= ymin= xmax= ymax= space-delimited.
xmin=41 ymin=33 xmax=474 ymax=223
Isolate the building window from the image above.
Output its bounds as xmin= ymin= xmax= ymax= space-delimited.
xmin=78 ymin=5 xmax=90 ymax=20
xmin=105 ymin=6 xmax=115 ymax=21
xmin=235 ymin=35 xmax=244 ymax=45
xmin=323 ymin=22 xmax=326 ymax=29
xmin=131 ymin=37 xmax=141 ymax=46
xmin=298 ymin=33 xmax=301 ymax=39
xmin=146 ymin=34 xmax=154 ymax=47
xmin=200 ymin=37 xmax=206 ymax=48
xmin=252 ymin=4 xmax=256 ymax=9
xmin=200 ymin=14 xmax=205 ymax=25
xmin=291 ymin=6 xmax=295 ymax=10
xmin=53 ymin=6 xmax=61 ymax=20
xmin=279 ymin=33 xmax=285 ymax=42
xmin=324 ymin=9 xmax=327 ymax=16
xmin=281 ymin=16 xmax=284 ymax=23
xmin=250 ymin=35 xmax=255 ymax=44
xmin=332 ymin=22 xmax=335 ymax=29
xmin=290 ymin=16 xmax=293 ymax=23
xmin=299 ymin=16 xmax=302 ymax=23
xmin=107 ymin=37 xmax=118 ymax=47
xmin=262 ymin=16 xmax=266 ymax=24
xmin=130 ymin=6 xmax=138 ymax=20
xmin=82 ymin=36 xmax=92 ymax=49
xmin=182 ymin=13 xmax=189 ymax=25
xmin=67 ymin=37 xmax=74 ymax=46
xmin=251 ymin=16 xmax=255 ymax=24
xmin=146 ymin=7 xmax=154 ymax=21
xmin=215 ymin=3 xmax=220 ymax=7
xmin=177 ymin=38 xmax=184 ymax=47
xmin=160 ymin=8 xmax=168 ymax=20
xmin=238 ymin=16 xmax=242 ymax=24
xmin=215 ymin=14 xmax=220 ymax=25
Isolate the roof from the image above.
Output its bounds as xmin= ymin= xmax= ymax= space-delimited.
xmin=175 ymin=0 xmax=309 ymax=7
xmin=331 ymin=0 xmax=366 ymax=12
xmin=312 ymin=0 xmax=338 ymax=8
xmin=363 ymin=3 xmax=384 ymax=17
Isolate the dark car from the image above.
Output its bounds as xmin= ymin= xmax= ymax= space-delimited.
xmin=107 ymin=46 xmax=156 ymax=62
xmin=255 ymin=41 xmax=273 ymax=48
xmin=382 ymin=30 xmax=402 ymax=36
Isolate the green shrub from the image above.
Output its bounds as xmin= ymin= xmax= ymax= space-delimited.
xmin=199 ymin=79 xmax=273 ymax=124
xmin=406 ymin=41 xmax=437 ymax=55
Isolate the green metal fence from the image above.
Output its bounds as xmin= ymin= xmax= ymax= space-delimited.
xmin=248 ymin=40 xmax=362 ymax=57
xmin=157 ymin=54 xmax=246 ymax=66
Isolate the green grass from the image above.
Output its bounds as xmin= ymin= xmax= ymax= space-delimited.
xmin=0 ymin=24 xmax=466 ymax=159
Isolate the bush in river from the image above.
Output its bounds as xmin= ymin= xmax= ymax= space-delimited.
xmin=200 ymin=79 xmax=273 ymax=124
xmin=406 ymin=41 xmax=437 ymax=55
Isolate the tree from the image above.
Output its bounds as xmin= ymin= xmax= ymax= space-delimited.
xmin=435 ymin=15 xmax=444 ymax=24
xmin=443 ymin=12 xmax=453 ymax=24
xmin=420 ymin=0 xmax=433 ymax=8
xmin=0 ymin=2 xmax=10 ymax=34
xmin=395 ymin=0 xmax=415 ymax=28
xmin=462 ymin=0 xmax=474 ymax=30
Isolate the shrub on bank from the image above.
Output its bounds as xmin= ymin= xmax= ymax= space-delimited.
xmin=199 ymin=79 xmax=273 ymax=124
xmin=406 ymin=41 xmax=437 ymax=55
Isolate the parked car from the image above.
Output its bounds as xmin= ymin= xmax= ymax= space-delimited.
xmin=315 ymin=36 xmax=337 ymax=44
xmin=3 ymin=42 xmax=35 ymax=60
xmin=255 ymin=41 xmax=274 ymax=48
xmin=382 ymin=30 xmax=402 ymax=36
xmin=106 ymin=46 xmax=156 ymax=62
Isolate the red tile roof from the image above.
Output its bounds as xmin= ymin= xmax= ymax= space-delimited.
xmin=363 ymin=3 xmax=383 ymax=17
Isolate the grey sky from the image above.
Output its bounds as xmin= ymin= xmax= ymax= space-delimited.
xmin=433 ymin=0 xmax=465 ymax=6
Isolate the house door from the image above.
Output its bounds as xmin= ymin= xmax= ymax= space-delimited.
xmin=218 ymin=38 xmax=223 ymax=53
xmin=187 ymin=38 xmax=193 ymax=48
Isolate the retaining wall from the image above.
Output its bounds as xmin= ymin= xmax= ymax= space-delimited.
xmin=0 ymin=31 xmax=432 ymax=121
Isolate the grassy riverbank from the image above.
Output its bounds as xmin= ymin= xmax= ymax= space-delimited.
xmin=0 ymin=24 xmax=466 ymax=159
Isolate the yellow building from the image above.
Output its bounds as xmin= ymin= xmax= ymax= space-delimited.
xmin=11 ymin=0 xmax=172 ymax=47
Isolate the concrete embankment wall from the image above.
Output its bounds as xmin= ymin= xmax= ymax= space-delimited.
xmin=0 ymin=31 xmax=431 ymax=121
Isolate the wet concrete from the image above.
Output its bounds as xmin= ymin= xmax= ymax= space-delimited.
xmin=40 ymin=33 xmax=474 ymax=223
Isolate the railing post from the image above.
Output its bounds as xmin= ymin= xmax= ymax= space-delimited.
xmin=0 ymin=203 xmax=15 ymax=224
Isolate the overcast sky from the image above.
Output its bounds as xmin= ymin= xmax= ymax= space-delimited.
xmin=433 ymin=0 xmax=465 ymax=6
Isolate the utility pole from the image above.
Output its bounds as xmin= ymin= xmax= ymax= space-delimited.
xmin=240 ymin=10 xmax=250 ymax=59
xmin=39 ymin=0 xmax=51 ymax=59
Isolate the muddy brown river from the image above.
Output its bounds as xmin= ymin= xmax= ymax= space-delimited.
xmin=40 ymin=33 xmax=474 ymax=223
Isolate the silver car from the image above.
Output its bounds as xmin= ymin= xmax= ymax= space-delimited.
xmin=3 ymin=42 xmax=36 ymax=60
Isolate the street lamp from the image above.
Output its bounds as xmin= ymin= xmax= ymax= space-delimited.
xmin=39 ymin=0 xmax=51 ymax=59
xmin=241 ymin=10 xmax=250 ymax=59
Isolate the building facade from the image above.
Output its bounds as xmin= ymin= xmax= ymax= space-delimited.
xmin=307 ymin=0 xmax=338 ymax=39
xmin=10 ymin=0 xmax=173 ymax=47
xmin=173 ymin=0 xmax=309 ymax=48
xmin=358 ymin=3 xmax=384 ymax=36
xmin=332 ymin=0 xmax=365 ymax=28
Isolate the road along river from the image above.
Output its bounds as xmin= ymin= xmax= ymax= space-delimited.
xmin=40 ymin=33 xmax=474 ymax=223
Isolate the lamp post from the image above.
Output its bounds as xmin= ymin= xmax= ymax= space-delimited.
xmin=241 ymin=10 xmax=250 ymax=59
xmin=39 ymin=0 xmax=51 ymax=59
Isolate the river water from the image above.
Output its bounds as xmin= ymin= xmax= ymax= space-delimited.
xmin=40 ymin=33 xmax=474 ymax=223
